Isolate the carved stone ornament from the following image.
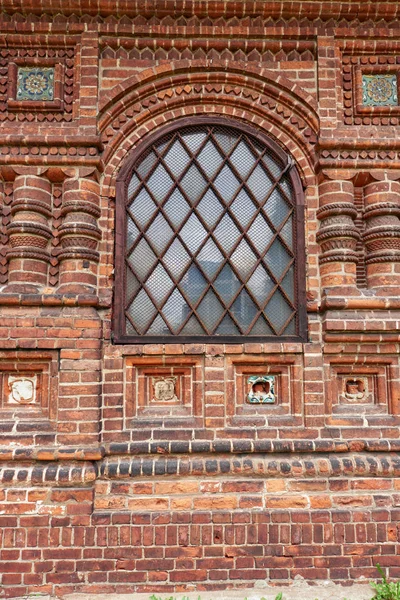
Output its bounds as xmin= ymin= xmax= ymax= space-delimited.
xmin=151 ymin=376 xmax=178 ymax=403
xmin=247 ymin=375 xmax=276 ymax=404
xmin=7 ymin=374 xmax=37 ymax=405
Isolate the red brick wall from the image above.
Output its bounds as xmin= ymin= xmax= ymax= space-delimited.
xmin=0 ymin=1 xmax=399 ymax=597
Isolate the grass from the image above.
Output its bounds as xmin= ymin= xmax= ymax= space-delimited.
xmin=370 ymin=565 xmax=400 ymax=600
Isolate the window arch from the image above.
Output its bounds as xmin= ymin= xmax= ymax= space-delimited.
xmin=114 ymin=117 xmax=307 ymax=342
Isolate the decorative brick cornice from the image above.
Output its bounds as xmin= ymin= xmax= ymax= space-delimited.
xmin=3 ymin=440 xmax=400 ymax=463
xmin=0 ymin=446 xmax=104 ymax=461
xmin=0 ymin=461 xmax=96 ymax=485
xmin=320 ymin=296 xmax=400 ymax=311
xmin=3 ymin=1 xmax=400 ymax=22
xmin=100 ymin=38 xmax=316 ymax=62
xmin=98 ymin=453 xmax=400 ymax=479
xmin=0 ymin=293 xmax=108 ymax=307
xmin=106 ymin=439 xmax=400 ymax=455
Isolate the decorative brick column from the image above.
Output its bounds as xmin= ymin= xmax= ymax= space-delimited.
xmin=6 ymin=174 xmax=52 ymax=291
xmin=57 ymin=177 xmax=101 ymax=293
xmin=316 ymin=178 xmax=360 ymax=291
xmin=363 ymin=179 xmax=400 ymax=291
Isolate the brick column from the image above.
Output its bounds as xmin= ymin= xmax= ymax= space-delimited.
xmin=363 ymin=179 xmax=400 ymax=291
xmin=57 ymin=177 xmax=101 ymax=293
xmin=6 ymin=174 xmax=52 ymax=291
xmin=316 ymin=178 xmax=360 ymax=291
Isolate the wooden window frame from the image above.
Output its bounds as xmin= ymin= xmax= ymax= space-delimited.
xmin=113 ymin=116 xmax=307 ymax=344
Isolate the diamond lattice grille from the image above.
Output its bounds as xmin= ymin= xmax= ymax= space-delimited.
xmin=124 ymin=124 xmax=297 ymax=337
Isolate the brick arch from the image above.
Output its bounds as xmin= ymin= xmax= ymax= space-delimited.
xmin=99 ymin=63 xmax=319 ymax=196
xmin=99 ymin=60 xmax=318 ymax=127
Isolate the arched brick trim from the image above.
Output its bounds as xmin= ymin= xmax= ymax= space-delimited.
xmin=99 ymin=60 xmax=318 ymax=123
xmin=98 ymin=61 xmax=318 ymax=190
xmin=101 ymin=101 xmax=316 ymax=198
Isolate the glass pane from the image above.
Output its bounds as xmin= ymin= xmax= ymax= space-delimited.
xmin=262 ymin=152 xmax=282 ymax=179
xmin=280 ymin=175 xmax=294 ymax=199
xmin=266 ymin=188 xmax=292 ymax=229
xmin=163 ymin=189 xmax=191 ymax=228
xmin=264 ymin=239 xmax=292 ymax=280
xmin=127 ymin=289 xmax=157 ymax=334
xmin=250 ymin=315 xmax=274 ymax=335
xmin=197 ymin=189 xmax=224 ymax=228
xmin=197 ymin=239 xmax=224 ymax=279
xmin=182 ymin=130 xmax=207 ymax=154
xmin=231 ymin=290 xmax=258 ymax=333
xmin=136 ymin=151 xmax=157 ymax=179
xmin=280 ymin=215 xmax=293 ymax=249
xmin=215 ymin=314 xmax=240 ymax=335
xmin=247 ymin=214 xmax=274 ymax=254
xmin=283 ymin=317 xmax=296 ymax=335
xmin=214 ymin=129 xmax=237 ymax=154
xmin=181 ymin=315 xmax=206 ymax=335
xmin=265 ymin=290 xmax=294 ymax=333
xmin=127 ymin=216 xmax=140 ymax=248
xmin=147 ymin=314 xmax=172 ymax=335
xmin=128 ymin=238 xmax=157 ymax=280
xmin=146 ymin=164 xmax=174 ymax=203
xmin=180 ymin=264 xmax=208 ymax=304
xmin=246 ymin=165 xmax=274 ymax=203
xmin=213 ymin=165 xmax=240 ymax=203
xmin=145 ymin=263 xmax=174 ymax=306
xmin=280 ymin=267 xmax=295 ymax=302
xmin=247 ymin=264 xmax=276 ymax=305
xmin=214 ymin=264 xmax=241 ymax=304
xmin=126 ymin=268 xmax=140 ymax=300
xmin=156 ymin=139 xmax=170 ymax=156
xmin=162 ymin=289 xmax=189 ymax=333
xmin=126 ymin=267 xmax=140 ymax=300
xmin=197 ymin=290 xmax=224 ymax=332
xmin=129 ymin=188 xmax=157 ymax=228
xmin=230 ymin=189 xmax=258 ymax=228
xmin=128 ymin=174 xmax=141 ymax=200
xmin=196 ymin=140 xmax=224 ymax=178
xmin=230 ymin=240 xmax=258 ymax=279
xmin=163 ymin=239 xmax=191 ymax=279
xmin=213 ymin=214 xmax=240 ymax=254
xmin=163 ymin=139 xmax=190 ymax=177
xmin=180 ymin=165 xmax=208 ymax=203
xmin=126 ymin=318 xmax=137 ymax=335
xmin=180 ymin=214 xmax=207 ymax=254
xmin=146 ymin=214 xmax=174 ymax=254
xmin=229 ymin=141 xmax=256 ymax=178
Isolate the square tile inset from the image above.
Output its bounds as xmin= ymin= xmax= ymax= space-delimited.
xmin=7 ymin=374 xmax=38 ymax=405
xmin=226 ymin=354 xmax=304 ymax=428
xmin=247 ymin=375 xmax=276 ymax=404
xmin=124 ymin=356 xmax=203 ymax=427
xmin=17 ymin=67 xmax=54 ymax=101
xmin=0 ymin=351 xmax=58 ymax=422
xmin=362 ymin=74 xmax=398 ymax=106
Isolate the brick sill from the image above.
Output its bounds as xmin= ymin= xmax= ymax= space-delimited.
xmin=0 ymin=293 xmax=111 ymax=308
xmin=1 ymin=439 xmax=399 ymax=462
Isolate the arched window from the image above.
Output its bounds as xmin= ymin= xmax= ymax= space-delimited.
xmin=114 ymin=118 xmax=307 ymax=342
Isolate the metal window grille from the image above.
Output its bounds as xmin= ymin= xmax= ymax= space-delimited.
xmin=115 ymin=120 xmax=306 ymax=342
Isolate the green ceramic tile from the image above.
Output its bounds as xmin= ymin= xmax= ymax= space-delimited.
xmin=362 ymin=74 xmax=398 ymax=107
xmin=16 ymin=67 xmax=55 ymax=101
